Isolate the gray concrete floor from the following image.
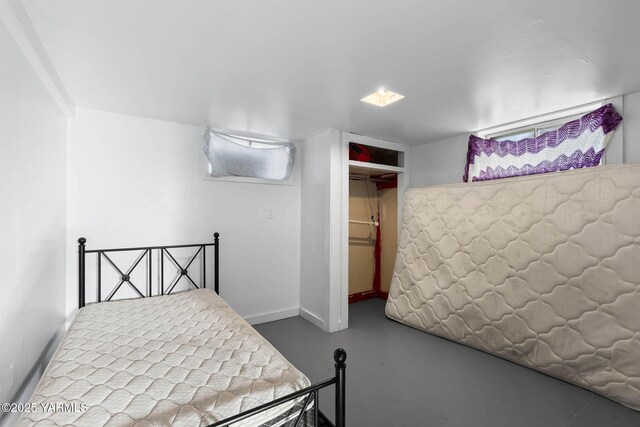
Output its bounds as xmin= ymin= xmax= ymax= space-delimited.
xmin=255 ymin=298 xmax=640 ymax=427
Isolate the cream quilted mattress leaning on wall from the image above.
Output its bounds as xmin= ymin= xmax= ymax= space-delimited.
xmin=385 ymin=163 xmax=640 ymax=411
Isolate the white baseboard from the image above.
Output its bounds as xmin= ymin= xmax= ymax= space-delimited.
xmin=244 ymin=307 xmax=299 ymax=325
xmin=299 ymin=307 xmax=327 ymax=331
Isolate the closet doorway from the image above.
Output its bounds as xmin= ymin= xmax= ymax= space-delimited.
xmin=342 ymin=134 xmax=407 ymax=321
xmin=348 ymin=170 xmax=398 ymax=303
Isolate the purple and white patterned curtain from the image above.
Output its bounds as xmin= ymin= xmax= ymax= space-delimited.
xmin=464 ymin=104 xmax=623 ymax=182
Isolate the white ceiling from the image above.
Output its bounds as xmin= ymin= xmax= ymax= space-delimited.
xmin=23 ymin=0 xmax=640 ymax=145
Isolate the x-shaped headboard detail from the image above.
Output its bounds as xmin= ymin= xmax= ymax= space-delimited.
xmin=78 ymin=233 xmax=220 ymax=308
xmin=162 ymin=246 xmax=204 ymax=295
xmin=100 ymin=249 xmax=150 ymax=302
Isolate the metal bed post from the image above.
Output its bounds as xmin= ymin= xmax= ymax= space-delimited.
xmin=214 ymin=232 xmax=220 ymax=295
xmin=147 ymin=250 xmax=152 ymax=297
xmin=78 ymin=237 xmax=86 ymax=308
xmin=334 ymin=348 xmax=346 ymax=427
xmin=97 ymin=252 xmax=101 ymax=302
xmin=313 ymin=390 xmax=319 ymax=426
xmin=160 ymin=248 xmax=164 ymax=295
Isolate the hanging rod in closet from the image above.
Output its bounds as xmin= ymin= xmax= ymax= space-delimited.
xmin=349 ymin=219 xmax=380 ymax=226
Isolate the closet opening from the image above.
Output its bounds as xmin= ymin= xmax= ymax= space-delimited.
xmin=348 ymin=167 xmax=398 ymax=304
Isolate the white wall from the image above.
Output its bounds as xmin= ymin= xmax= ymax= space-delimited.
xmin=411 ymin=92 xmax=640 ymax=187
xmin=0 ymin=15 xmax=67 ymax=421
xmin=299 ymin=130 xmax=333 ymax=330
xmin=66 ymin=108 xmax=301 ymax=324
xmin=410 ymin=134 xmax=469 ymax=187
xmin=299 ymin=128 xmax=348 ymax=333
xmin=624 ymin=91 xmax=640 ymax=163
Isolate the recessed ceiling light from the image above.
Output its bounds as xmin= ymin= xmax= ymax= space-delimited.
xmin=361 ymin=88 xmax=405 ymax=107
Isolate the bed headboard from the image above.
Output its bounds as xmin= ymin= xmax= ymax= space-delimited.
xmin=78 ymin=233 xmax=220 ymax=308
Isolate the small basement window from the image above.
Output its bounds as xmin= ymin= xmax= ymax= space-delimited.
xmin=465 ymin=101 xmax=623 ymax=182
xmin=203 ymin=129 xmax=295 ymax=185
xmin=477 ymin=99 xmax=610 ymax=141
xmin=487 ymin=114 xmax=583 ymax=142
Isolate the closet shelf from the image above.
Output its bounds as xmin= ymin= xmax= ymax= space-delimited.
xmin=348 ymin=160 xmax=404 ymax=174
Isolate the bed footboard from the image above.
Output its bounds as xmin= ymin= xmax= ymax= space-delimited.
xmin=209 ymin=348 xmax=347 ymax=427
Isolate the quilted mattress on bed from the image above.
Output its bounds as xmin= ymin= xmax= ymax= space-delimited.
xmin=386 ymin=163 xmax=640 ymax=410
xmin=19 ymin=289 xmax=311 ymax=426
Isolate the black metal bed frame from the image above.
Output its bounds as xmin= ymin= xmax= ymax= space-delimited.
xmin=77 ymin=234 xmax=346 ymax=427
xmin=78 ymin=233 xmax=221 ymax=307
